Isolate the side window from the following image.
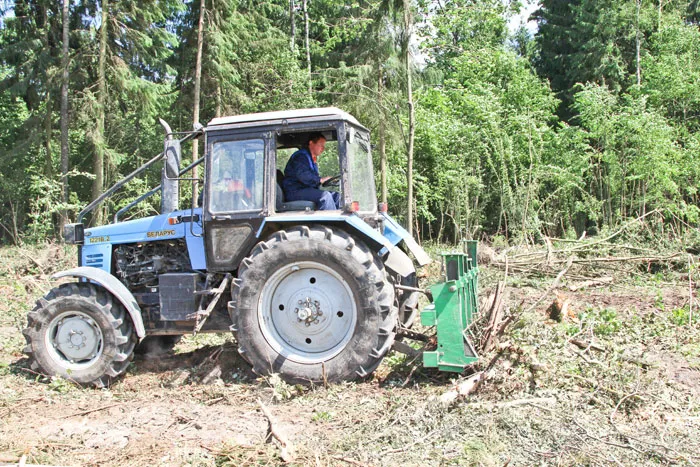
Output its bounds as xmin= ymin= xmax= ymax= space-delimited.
xmin=347 ymin=129 xmax=375 ymax=211
xmin=209 ymin=139 xmax=264 ymax=213
xmin=276 ymin=141 xmax=340 ymax=176
xmin=276 ymin=148 xmax=296 ymax=173
xmin=317 ymin=140 xmax=339 ymax=176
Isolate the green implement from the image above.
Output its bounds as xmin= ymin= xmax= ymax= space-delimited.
xmin=421 ymin=241 xmax=479 ymax=372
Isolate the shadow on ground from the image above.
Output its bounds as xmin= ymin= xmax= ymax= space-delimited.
xmin=8 ymin=342 xmax=258 ymax=386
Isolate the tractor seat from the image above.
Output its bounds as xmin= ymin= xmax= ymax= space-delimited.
xmin=275 ymin=169 xmax=316 ymax=212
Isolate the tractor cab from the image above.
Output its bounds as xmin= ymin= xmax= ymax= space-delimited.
xmin=201 ymin=108 xmax=380 ymax=272
xmin=203 ymin=107 xmax=376 ymax=216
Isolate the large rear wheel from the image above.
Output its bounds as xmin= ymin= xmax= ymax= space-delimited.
xmin=22 ymin=283 xmax=136 ymax=387
xmin=229 ymin=226 xmax=396 ymax=384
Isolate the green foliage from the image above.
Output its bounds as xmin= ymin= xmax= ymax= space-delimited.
xmin=641 ymin=15 xmax=700 ymax=131
xmin=46 ymin=375 xmax=79 ymax=393
xmin=0 ymin=0 xmax=699 ymax=245
xmin=311 ymin=410 xmax=334 ymax=422
xmin=421 ymin=0 xmax=512 ymax=68
xmin=534 ymin=0 xmax=638 ymax=117
xmin=413 ymin=39 xmax=563 ymax=241
xmin=578 ymin=307 xmax=622 ymax=336
xmin=669 ymin=306 xmax=699 ymax=327
xmin=571 ymin=83 xmax=689 ymax=224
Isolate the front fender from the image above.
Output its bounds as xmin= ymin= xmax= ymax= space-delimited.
xmin=52 ymin=267 xmax=145 ymax=340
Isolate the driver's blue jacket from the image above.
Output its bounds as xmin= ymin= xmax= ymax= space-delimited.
xmin=282 ymin=148 xmax=320 ymax=195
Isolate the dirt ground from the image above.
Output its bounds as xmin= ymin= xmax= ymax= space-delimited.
xmin=1 ymin=243 xmax=699 ymax=466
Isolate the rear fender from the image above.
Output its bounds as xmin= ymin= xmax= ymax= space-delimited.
xmin=380 ymin=213 xmax=431 ymax=266
xmin=52 ymin=267 xmax=145 ymax=340
xmin=257 ymin=213 xmax=395 ymax=252
xmin=258 ymin=214 xmax=427 ymax=278
xmin=384 ymin=246 xmax=416 ymax=279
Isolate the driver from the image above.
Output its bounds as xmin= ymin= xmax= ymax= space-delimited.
xmin=282 ymin=132 xmax=340 ymax=210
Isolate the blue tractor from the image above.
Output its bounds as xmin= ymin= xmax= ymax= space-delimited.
xmin=22 ymin=108 xmax=447 ymax=386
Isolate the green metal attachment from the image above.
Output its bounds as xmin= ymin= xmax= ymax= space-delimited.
xmin=421 ymin=241 xmax=479 ymax=372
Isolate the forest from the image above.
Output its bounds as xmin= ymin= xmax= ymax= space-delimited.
xmin=1 ymin=0 xmax=700 ymax=245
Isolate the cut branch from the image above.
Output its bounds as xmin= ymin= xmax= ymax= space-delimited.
xmin=523 ymin=256 xmax=574 ymax=314
xmin=257 ymin=398 xmax=295 ymax=462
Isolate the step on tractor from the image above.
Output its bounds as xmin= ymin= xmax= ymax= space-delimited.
xmin=23 ymin=108 xmax=480 ymax=386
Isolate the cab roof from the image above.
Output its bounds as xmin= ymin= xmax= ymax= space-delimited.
xmin=207 ymin=107 xmax=363 ymax=129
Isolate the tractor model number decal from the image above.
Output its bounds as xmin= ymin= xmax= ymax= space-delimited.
xmin=89 ymin=236 xmax=110 ymax=243
xmin=147 ymin=229 xmax=176 ymax=238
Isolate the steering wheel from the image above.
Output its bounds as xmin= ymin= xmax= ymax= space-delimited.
xmin=322 ymin=174 xmax=341 ymax=187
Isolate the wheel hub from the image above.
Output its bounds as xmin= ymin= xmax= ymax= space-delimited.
xmin=295 ymin=297 xmax=324 ymax=326
xmin=68 ymin=330 xmax=86 ymax=347
xmin=50 ymin=313 xmax=103 ymax=364
xmin=259 ymin=262 xmax=358 ymax=364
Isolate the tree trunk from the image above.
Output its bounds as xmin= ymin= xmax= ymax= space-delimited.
xmin=42 ymin=6 xmax=52 ymax=179
xmin=636 ymin=0 xmax=641 ymax=86
xmin=303 ymin=0 xmax=312 ymax=95
xmin=60 ymin=0 xmax=70 ymax=229
xmin=92 ymin=0 xmax=108 ymax=225
xmin=43 ymin=91 xmax=52 ymax=178
xmin=215 ymin=81 xmax=222 ymax=118
xmin=192 ymin=0 xmax=206 ymax=204
xmin=403 ymin=0 xmax=415 ymax=237
xmin=289 ymin=0 xmax=296 ymax=54
xmin=378 ymin=64 xmax=387 ymax=204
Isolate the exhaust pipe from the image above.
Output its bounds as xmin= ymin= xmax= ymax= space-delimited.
xmin=159 ymin=119 xmax=180 ymax=213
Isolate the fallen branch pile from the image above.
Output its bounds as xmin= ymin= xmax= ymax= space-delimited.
xmin=487 ymin=210 xmax=688 ymax=280
xmin=443 ymin=209 xmax=698 ymax=407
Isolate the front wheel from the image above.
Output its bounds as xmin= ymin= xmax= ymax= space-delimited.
xmin=229 ymin=226 xmax=396 ymax=384
xmin=22 ymin=283 xmax=136 ymax=387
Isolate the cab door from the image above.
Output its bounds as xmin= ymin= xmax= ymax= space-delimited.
xmin=203 ymin=132 xmax=270 ymax=272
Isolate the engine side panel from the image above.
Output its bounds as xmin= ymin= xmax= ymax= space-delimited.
xmin=81 ymin=208 xmax=207 ymax=272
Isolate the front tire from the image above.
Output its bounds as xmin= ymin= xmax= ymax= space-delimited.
xmin=22 ymin=283 xmax=136 ymax=387
xmin=229 ymin=226 xmax=396 ymax=384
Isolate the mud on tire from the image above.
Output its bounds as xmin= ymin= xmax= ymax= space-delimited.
xmin=229 ymin=226 xmax=396 ymax=384
xmin=22 ymin=283 xmax=136 ymax=387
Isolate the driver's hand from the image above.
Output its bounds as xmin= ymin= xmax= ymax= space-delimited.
xmin=320 ymin=176 xmax=331 ymax=184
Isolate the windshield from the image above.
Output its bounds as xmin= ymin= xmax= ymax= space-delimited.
xmin=209 ymin=139 xmax=264 ymax=213
xmin=346 ymin=128 xmax=376 ymax=212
